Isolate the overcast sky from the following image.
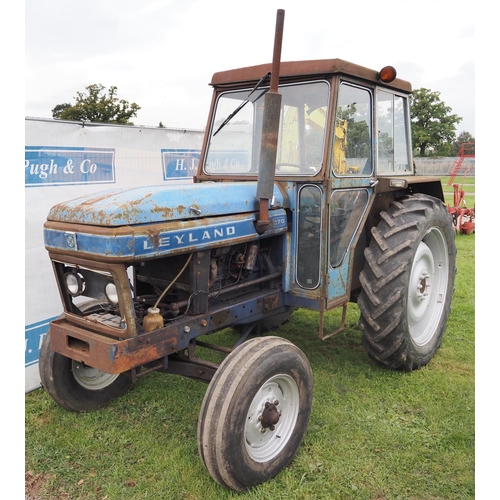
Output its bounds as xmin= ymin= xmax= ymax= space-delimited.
xmin=25 ymin=0 xmax=475 ymax=135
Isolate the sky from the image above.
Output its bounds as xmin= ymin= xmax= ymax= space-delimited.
xmin=25 ymin=0 xmax=475 ymax=136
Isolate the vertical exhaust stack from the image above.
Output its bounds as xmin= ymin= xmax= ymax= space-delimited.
xmin=255 ymin=9 xmax=285 ymax=235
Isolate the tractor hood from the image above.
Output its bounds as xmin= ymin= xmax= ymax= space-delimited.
xmin=44 ymin=182 xmax=289 ymax=260
xmin=47 ymin=182 xmax=287 ymax=227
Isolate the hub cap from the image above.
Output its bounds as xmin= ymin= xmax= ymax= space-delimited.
xmin=245 ymin=374 xmax=299 ymax=462
xmin=408 ymin=227 xmax=449 ymax=346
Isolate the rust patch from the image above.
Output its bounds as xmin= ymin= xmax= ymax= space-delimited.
xmin=146 ymin=226 xmax=162 ymax=249
xmin=50 ymin=319 xmax=180 ymax=374
xmin=49 ymin=191 xmax=156 ymax=226
xmin=150 ymin=203 xmax=176 ymax=219
xmin=78 ymin=192 xmax=122 ymax=206
xmin=210 ymin=310 xmax=231 ymax=327
xmin=264 ymin=294 xmax=280 ymax=311
xmin=151 ymin=205 xmax=186 ymax=220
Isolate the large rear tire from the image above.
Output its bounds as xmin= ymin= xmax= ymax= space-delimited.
xmin=358 ymin=194 xmax=456 ymax=371
xmin=198 ymin=336 xmax=313 ymax=491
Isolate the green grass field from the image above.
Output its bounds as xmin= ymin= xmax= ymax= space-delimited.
xmin=25 ymin=229 xmax=475 ymax=500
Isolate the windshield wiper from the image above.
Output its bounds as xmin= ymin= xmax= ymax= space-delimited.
xmin=213 ymin=72 xmax=271 ymax=136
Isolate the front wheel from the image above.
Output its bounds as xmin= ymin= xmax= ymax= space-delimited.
xmin=198 ymin=336 xmax=313 ymax=491
xmin=358 ymin=194 xmax=456 ymax=371
xmin=39 ymin=330 xmax=133 ymax=412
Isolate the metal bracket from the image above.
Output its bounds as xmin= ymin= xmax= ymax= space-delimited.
xmin=318 ymin=302 xmax=348 ymax=340
xmin=232 ymin=322 xmax=259 ymax=349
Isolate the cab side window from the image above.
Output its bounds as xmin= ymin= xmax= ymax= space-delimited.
xmin=377 ymin=91 xmax=411 ymax=173
xmin=333 ymin=84 xmax=372 ymax=176
xmin=329 ymin=189 xmax=369 ymax=267
xmin=297 ymin=185 xmax=322 ymax=288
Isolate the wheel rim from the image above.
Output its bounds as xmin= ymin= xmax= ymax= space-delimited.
xmin=245 ymin=374 xmax=300 ymax=462
xmin=407 ymin=227 xmax=449 ymax=346
xmin=71 ymin=360 xmax=120 ymax=390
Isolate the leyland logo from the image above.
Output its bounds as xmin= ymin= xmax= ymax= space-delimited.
xmin=25 ymin=146 xmax=115 ymax=187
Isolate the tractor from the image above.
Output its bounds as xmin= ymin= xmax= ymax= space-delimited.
xmin=39 ymin=10 xmax=456 ymax=492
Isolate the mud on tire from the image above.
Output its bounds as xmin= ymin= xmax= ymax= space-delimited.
xmin=358 ymin=194 xmax=456 ymax=371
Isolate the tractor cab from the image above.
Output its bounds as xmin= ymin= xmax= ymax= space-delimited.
xmin=195 ymin=59 xmax=421 ymax=326
xmin=197 ymin=60 xmax=413 ymax=181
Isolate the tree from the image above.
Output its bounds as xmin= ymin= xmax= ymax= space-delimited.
xmin=410 ymin=88 xmax=462 ymax=156
xmin=52 ymin=84 xmax=141 ymax=125
xmin=51 ymin=103 xmax=71 ymax=119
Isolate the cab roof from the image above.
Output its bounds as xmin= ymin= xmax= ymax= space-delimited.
xmin=211 ymin=58 xmax=412 ymax=93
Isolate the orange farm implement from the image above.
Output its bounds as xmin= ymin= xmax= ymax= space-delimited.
xmin=447 ymin=143 xmax=475 ymax=234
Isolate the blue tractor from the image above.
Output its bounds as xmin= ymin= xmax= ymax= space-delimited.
xmin=39 ymin=10 xmax=456 ymax=491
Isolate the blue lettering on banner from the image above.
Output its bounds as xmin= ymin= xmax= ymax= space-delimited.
xmin=205 ymin=150 xmax=250 ymax=173
xmin=25 ymin=146 xmax=115 ymax=187
xmin=162 ymin=149 xmax=200 ymax=179
xmin=25 ymin=317 xmax=58 ymax=366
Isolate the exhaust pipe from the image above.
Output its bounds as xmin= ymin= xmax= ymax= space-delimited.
xmin=255 ymin=9 xmax=285 ymax=235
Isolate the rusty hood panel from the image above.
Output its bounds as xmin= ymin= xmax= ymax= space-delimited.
xmin=44 ymin=209 xmax=289 ymax=261
xmin=46 ymin=182 xmax=287 ymax=227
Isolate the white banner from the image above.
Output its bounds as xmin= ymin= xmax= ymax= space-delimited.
xmin=25 ymin=118 xmax=204 ymax=391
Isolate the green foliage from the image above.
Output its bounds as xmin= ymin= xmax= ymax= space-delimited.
xmin=52 ymin=84 xmax=141 ymax=125
xmin=51 ymin=103 xmax=71 ymax=119
xmin=410 ymin=88 xmax=462 ymax=157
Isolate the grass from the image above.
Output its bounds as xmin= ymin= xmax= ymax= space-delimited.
xmin=25 ymin=234 xmax=475 ymax=500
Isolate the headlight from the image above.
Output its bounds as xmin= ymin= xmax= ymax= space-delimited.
xmin=105 ymin=282 xmax=119 ymax=304
xmin=64 ymin=271 xmax=85 ymax=296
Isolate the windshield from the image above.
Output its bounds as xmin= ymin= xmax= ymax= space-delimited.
xmin=204 ymin=81 xmax=330 ymax=176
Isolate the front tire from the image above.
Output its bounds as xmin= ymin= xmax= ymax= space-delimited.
xmin=198 ymin=336 xmax=313 ymax=491
xmin=39 ymin=330 xmax=133 ymax=412
xmin=358 ymin=194 xmax=456 ymax=371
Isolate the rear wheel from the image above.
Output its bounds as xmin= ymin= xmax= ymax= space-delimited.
xmin=198 ymin=336 xmax=313 ymax=491
xmin=358 ymin=194 xmax=456 ymax=371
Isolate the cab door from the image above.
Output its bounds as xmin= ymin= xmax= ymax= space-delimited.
xmin=325 ymin=82 xmax=375 ymax=308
